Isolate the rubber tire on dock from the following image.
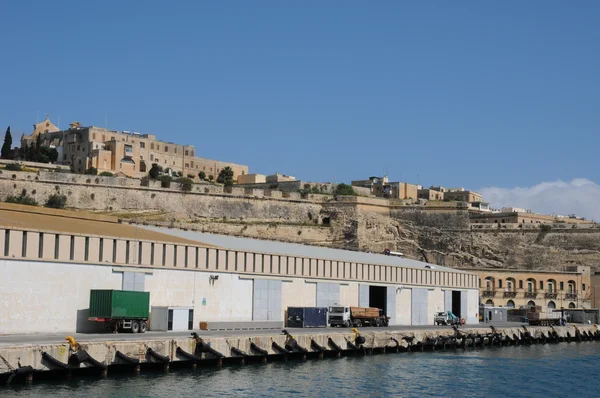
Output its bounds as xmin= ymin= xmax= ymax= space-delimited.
xmin=132 ymin=321 xmax=140 ymax=334
xmin=140 ymin=321 xmax=147 ymax=333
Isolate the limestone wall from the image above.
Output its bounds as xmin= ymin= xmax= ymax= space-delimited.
xmin=0 ymin=173 xmax=322 ymax=223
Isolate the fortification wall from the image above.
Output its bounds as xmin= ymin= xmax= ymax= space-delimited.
xmin=0 ymin=171 xmax=322 ymax=223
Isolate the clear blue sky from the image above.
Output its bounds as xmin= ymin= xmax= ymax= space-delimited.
xmin=2 ymin=1 xmax=599 ymax=190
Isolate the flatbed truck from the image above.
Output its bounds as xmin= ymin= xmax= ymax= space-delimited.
xmin=328 ymin=305 xmax=389 ymax=327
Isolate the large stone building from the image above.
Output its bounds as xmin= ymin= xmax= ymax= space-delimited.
xmin=351 ymin=176 xmax=419 ymax=201
xmin=21 ymin=119 xmax=249 ymax=179
xmin=465 ymin=267 xmax=592 ymax=311
xmin=470 ymin=211 xmax=594 ymax=225
xmin=0 ymin=202 xmax=480 ymax=334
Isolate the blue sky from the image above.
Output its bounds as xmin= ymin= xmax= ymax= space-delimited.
xmin=1 ymin=1 xmax=599 ymax=193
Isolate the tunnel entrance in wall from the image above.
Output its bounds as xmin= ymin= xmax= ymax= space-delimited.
xmin=369 ymin=286 xmax=387 ymax=316
xmin=452 ymin=291 xmax=462 ymax=317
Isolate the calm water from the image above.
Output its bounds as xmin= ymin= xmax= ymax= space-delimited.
xmin=5 ymin=343 xmax=599 ymax=397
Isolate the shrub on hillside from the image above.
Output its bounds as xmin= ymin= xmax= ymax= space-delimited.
xmin=5 ymin=191 xmax=38 ymax=206
xmin=99 ymin=171 xmax=114 ymax=177
xmin=45 ymin=193 xmax=67 ymax=209
xmin=4 ymin=163 xmax=22 ymax=171
xmin=84 ymin=167 xmax=98 ymax=175
xmin=177 ymin=177 xmax=193 ymax=192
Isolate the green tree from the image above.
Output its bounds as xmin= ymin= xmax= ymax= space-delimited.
xmin=1 ymin=126 xmax=13 ymax=159
xmin=208 ymin=174 xmax=214 ymax=182
xmin=149 ymin=163 xmax=162 ymax=179
xmin=85 ymin=167 xmax=98 ymax=175
xmin=334 ymin=183 xmax=357 ymax=196
xmin=198 ymin=171 xmax=206 ymax=180
xmin=217 ymin=166 xmax=234 ymax=186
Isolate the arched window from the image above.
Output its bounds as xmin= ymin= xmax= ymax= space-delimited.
xmin=547 ymin=279 xmax=556 ymax=293
xmin=527 ymin=278 xmax=536 ymax=293
xmin=567 ymin=280 xmax=576 ymax=294
xmin=547 ymin=301 xmax=556 ymax=309
xmin=527 ymin=300 xmax=536 ymax=308
xmin=568 ymin=302 xmax=576 ymax=309
xmin=485 ymin=276 xmax=494 ymax=291
xmin=506 ymin=300 xmax=515 ymax=308
xmin=506 ymin=278 xmax=516 ymax=292
xmin=485 ymin=299 xmax=494 ymax=306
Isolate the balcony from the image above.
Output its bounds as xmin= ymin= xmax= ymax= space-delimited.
xmin=545 ymin=292 xmax=558 ymax=299
xmin=524 ymin=292 xmax=538 ymax=299
xmin=566 ymin=292 xmax=578 ymax=300
xmin=503 ymin=291 xmax=517 ymax=298
xmin=482 ymin=290 xmax=496 ymax=297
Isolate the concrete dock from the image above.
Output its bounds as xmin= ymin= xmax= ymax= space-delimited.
xmin=1 ymin=324 xmax=598 ymax=385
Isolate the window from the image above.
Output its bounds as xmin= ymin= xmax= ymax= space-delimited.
xmin=140 ymin=142 xmax=145 ymax=148
xmin=93 ymin=133 xmax=96 ymax=140
xmin=582 ymin=284 xmax=586 ymax=291
xmin=157 ymin=145 xmax=160 ymax=151
xmin=185 ymin=163 xmax=189 ymax=168
xmin=150 ymin=154 xmax=154 ymax=161
xmin=498 ymin=280 xmax=503 ymax=288
xmin=519 ymin=280 xmax=523 ymax=289
xmin=185 ymin=150 xmax=189 ymax=156
xmin=539 ymin=281 xmax=543 ymax=290
xmin=560 ymin=281 xmax=564 ymax=290
xmin=21 ymin=231 xmax=27 ymax=257
xmin=84 ymin=237 xmax=89 ymax=261
xmin=165 ymin=146 xmax=169 ymax=152
xmin=174 ymin=148 xmax=177 ymax=154
xmin=151 ymin=143 xmax=154 ymax=150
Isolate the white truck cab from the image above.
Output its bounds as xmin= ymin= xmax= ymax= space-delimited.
xmin=328 ymin=305 xmax=352 ymax=327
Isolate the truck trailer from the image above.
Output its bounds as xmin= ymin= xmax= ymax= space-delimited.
xmin=328 ymin=306 xmax=389 ymax=327
xmin=88 ymin=290 xmax=150 ymax=333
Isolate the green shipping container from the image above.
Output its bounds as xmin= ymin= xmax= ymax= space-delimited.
xmin=89 ymin=290 xmax=150 ymax=319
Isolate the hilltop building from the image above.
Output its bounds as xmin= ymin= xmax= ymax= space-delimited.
xmin=351 ymin=176 xmax=419 ymax=201
xmin=20 ymin=119 xmax=248 ymax=179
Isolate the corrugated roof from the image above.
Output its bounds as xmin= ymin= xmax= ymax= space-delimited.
xmin=0 ymin=203 xmax=214 ymax=247
xmin=143 ymin=226 xmax=466 ymax=273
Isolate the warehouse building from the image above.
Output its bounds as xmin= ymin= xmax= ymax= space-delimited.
xmin=0 ymin=203 xmax=480 ymax=334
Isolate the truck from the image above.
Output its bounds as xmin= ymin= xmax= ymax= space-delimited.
xmin=328 ymin=305 xmax=389 ymax=327
xmin=527 ymin=306 xmax=563 ymax=326
xmin=88 ymin=290 xmax=150 ymax=333
xmin=434 ymin=311 xmax=461 ymax=326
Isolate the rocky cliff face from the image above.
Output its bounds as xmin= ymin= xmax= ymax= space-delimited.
xmin=2 ymin=174 xmax=598 ymax=271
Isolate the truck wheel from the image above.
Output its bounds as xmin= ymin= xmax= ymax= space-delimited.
xmin=375 ymin=318 xmax=382 ymax=327
xmin=139 ymin=321 xmax=148 ymax=333
xmin=354 ymin=319 xmax=362 ymax=327
xmin=131 ymin=321 xmax=140 ymax=334
xmin=344 ymin=320 xmax=352 ymax=328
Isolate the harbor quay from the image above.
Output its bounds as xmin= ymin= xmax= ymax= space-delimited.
xmin=0 ymin=324 xmax=599 ymax=385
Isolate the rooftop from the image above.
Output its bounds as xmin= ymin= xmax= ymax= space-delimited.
xmin=0 ymin=203 xmax=213 ymax=247
xmin=142 ymin=226 xmax=466 ymax=272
